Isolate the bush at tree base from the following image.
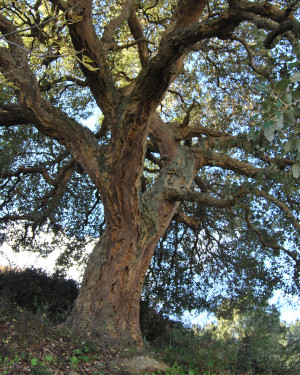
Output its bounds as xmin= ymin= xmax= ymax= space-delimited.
xmin=0 ymin=267 xmax=79 ymax=324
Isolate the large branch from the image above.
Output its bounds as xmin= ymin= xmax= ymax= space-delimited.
xmin=128 ymin=8 xmax=150 ymax=67
xmin=160 ymin=0 xmax=206 ymax=43
xmin=125 ymin=0 xmax=299 ymax=123
xmin=51 ymin=0 xmax=118 ymax=118
xmin=202 ymin=151 xmax=276 ymax=179
xmin=115 ymin=3 xmax=242 ymax=175
xmin=166 ymin=187 xmax=247 ymax=207
xmin=0 ymin=14 xmax=106 ymax=190
xmin=174 ymin=123 xmax=231 ymax=139
xmin=149 ymin=113 xmax=179 ymax=164
xmin=39 ymin=75 xmax=87 ymax=92
xmin=0 ymin=104 xmax=31 ymax=126
xmin=174 ymin=121 xmax=297 ymax=173
xmin=229 ymin=0 xmax=298 ymax=23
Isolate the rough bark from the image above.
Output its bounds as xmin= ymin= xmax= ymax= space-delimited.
xmin=1 ymin=0 xmax=299 ymax=361
xmin=68 ymin=113 xmax=198 ymax=348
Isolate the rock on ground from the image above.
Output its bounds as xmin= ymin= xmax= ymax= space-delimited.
xmin=106 ymin=355 xmax=170 ymax=375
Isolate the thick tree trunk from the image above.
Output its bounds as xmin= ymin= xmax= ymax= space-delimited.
xmin=68 ymin=114 xmax=197 ymax=350
xmin=68 ymin=228 xmax=160 ymax=348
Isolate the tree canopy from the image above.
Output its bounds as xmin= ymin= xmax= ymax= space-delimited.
xmin=0 ymin=0 xmax=300 ymax=351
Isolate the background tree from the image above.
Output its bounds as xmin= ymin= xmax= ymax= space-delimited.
xmin=0 ymin=0 xmax=299 ymax=361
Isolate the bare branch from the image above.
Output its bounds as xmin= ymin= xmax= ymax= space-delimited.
xmin=113 ymin=38 xmax=154 ymax=52
xmin=180 ymin=100 xmax=198 ymax=128
xmin=128 ymin=9 xmax=150 ymax=66
xmin=39 ymin=75 xmax=87 ymax=92
xmin=166 ymin=187 xmax=247 ymax=208
xmin=55 ymin=0 xmax=118 ymax=117
xmin=175 ymin=123 xmax=230 ymax=138
xmin=176 ymin=211 xmax=200 ymax=230
xmin=1 ymin=166 xmax=55 ymax=185
xmin=203 ymin=151 xmax=274 ymax=179
xmin=102 ymin=0 xmax=134 ymax=51
xmin=264 ymin=19 xmax=300 ymax=48
xmin=149 ymin=113 xmax=179 ymax=164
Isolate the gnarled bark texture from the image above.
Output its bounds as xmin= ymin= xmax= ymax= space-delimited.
xmin=1 ymin=0 xmax=299 ymax=361
xmin=68 ymin=114 xmax=198 ymax=347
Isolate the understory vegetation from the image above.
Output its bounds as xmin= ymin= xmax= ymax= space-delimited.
xmin=0 ymin=267 xmax=299 ymax=375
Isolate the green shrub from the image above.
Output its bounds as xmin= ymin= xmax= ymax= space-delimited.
xmin=0 ymin=267 xmax=79 ymax=323
xmin=155 ymin=326 xmax=237 ymax=374
xmin=140 ymin=300 xmax=182 ymax=344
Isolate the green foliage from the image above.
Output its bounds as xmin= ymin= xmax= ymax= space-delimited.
xmin=0 ymin=267 xmax=79 ymax=324
xmin=145 ymin=305 xmax=300 ymax=375
xmin=250 ymin=43 xmax=300 ymax=176
xmin=140 ymin=300 xmax=182 ymax=344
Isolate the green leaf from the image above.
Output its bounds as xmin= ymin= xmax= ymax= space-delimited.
xmin=30 ymin=358 xmax=39 ymax=366
xmin=264 ymin=120 xmax=274 ymax=129
xmin=271 ymin=221 xmax=277 ymax=230
xmin=82 ymin=62 xmax=100 ymax=71
xmin=261 ymin=112 xmax=271 ymax=121
xmin=255 ymin=83 xmax=270 ymax=93
xmin=274 ymin=115 xmax=284 ymax=130
xmin=273 ymin=78 xmax=291 ymax=93
xmin=82 ymin=55 xmax=94 ymax=63
xmin=79 ymin=355 xmax=90 ymax=362
xmin=296 ymin=139 xmax=300 ymax=153
xmin=280 ymin=93 xmax=292 ymax=104
xmin=293 ymin=43 xmax=300 ymax=56
xmin=262 ymin=100 xmax=273 ymax=112
xmin=264 ymin=125 xmax=275 ymax=141
xmin=291 ymin=72 xmax=300 ymax=83
xmin=283 ymin=110 xmax=295 ymax=125
xmin=276 ymin=100 xmax=284 ymax=109
xmin=44 ymin=354 xmax=53 ymax=362
xmin=284 ymin=139 xmax=293 ymax=152
xmin=70 ymin=357 xmax=79 ymax=364
xmin=247 ymin=126 xmax=256 ymax=141
xmin=292 ymin=163 xmax=300 ymax=178
xmin=288 ymin=62 xmax=298 ymax=69
xmin=291 ymin=90 xmax=300 ymax=101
